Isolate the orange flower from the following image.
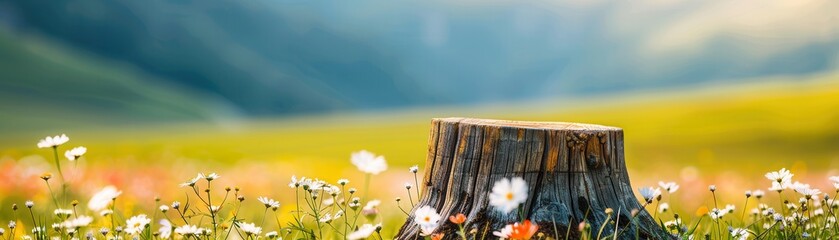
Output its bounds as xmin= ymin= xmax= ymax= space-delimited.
xmin=509 ymin=220 xmax=539 ymax=240
xmin=449 ymin=213 xmax=467 ymax=224
xmin=431 ymin=233 xmax=445 ymax=240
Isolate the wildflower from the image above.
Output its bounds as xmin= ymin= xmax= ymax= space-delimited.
xmin=347 ymin=224 xmax=377 ymax=240
xmin=99 ymin=210 xmax=113 ymax=216
xmin=124 ymin=214 xmax=151 ymax=235
xmin=25 ymin=201 xmax=34 ymax=208
xmin=37 ymin=134 xmax=69 ymax=148
xmin=333 ymin=210 xmax=344 ymax=220
xmin=414 ymin=206 xmax=441 ymax=230
xmin=265 ymin=231 xmax=279 ymax=239
xmin=638 ymin=187 xmax=661 ymax=203
xmin=351 ymin=150 xmax=388 ymax=175
xmin=659 ymin=202 xmax=669 ymax=213
xmin=204 ymin=173 xmax=220 ymax=181
xmin=0 ymin=228 xmax=4 ymax=236
xmin=829 ymin=176 xmax=839 ymax=189
xmin=769 ymin=181 xmax=788 ymax=192
xmin=362 ymin=199 xmax=382 ymax=216
xmin=753 ymin=190 xmax=765 ymax=199
xmin=664 ymin=219 xmax=682 ymax=230
xmin=766 ymin=168 xmax=793 ymax=184
xmin=410 ymin=165 xmax=419 ymax=173
xmin=658 ymin=181 xmax=679 ymax=193
xmin=99 ymin=227 xmax=109 ymax=236
xmin=40 ymin=173 xmax=52 ymax=181
xmin=319 ymin=213 xmax=334 ymax=223
xmin=54 ymin=208 xmax=73 ymax=218
xmin=179 ymin=174 xmax=203 ymax=187
xmin=64 ymin=147 xmax=87 ymax=161
xmin=159 ymin=205 xmax=169 ymax=212
xmin=489 ymin=177 xmax=528 ymax=213
xmin=175 ymin=225 xmax=199 ymax=236
xmin=729 ymin=227 xmax=749 ymax=240
xmin=405 ymin=183 xmax=412 ymax=190
xmin=793 ymin=184 xmax=821 ymax=199
xmin=210 ymin=205 xmax=220 ymax=213
xmin=709 ymin=185 xmax=716 ymax=192
xmin=257 ymin=197 xmax=280 ymax=209
xmin=88 ymin=186 xmax=121 ymax=211
xmin=724 ymin=204 xmax=736 ymax=213
xmin=8 ymin=221 xmax=15 ymax=229
xmin=158 ymin=220 xmax=172 ymax=239
xmin=289 ymin=175 xmax=301 ymax=188
xmin=325 ymin=185 xmax=342 ymax=196
xmin=449 ymin=213 xmax=467 ymax=224
xmin=338 ymin=179 xmax=349 ymax=185
xmin=171 ymin=201 xmax=181 ymax=209
xmin=745 ymin=190 xmax=752 ymax=198
xmin=62 ymin=215 xmax=93 ymax=229
xmin=239 ymin=222 xmax=261 ymax=236
xmin=493 ymin=220 xmax=539 ymax=240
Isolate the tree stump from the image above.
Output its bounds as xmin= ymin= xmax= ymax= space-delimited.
xmin=395 ymin=118 xmax=671 ymax=239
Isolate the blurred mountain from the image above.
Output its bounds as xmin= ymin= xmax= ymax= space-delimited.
xmin=1 ymin=0 xmax=838 ymax=117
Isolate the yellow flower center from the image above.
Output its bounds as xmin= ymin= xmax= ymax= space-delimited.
xmin=506 ymin=192 xmax=514 ymax=200
xmin=424 ymin=216 xmax=430 ymax=222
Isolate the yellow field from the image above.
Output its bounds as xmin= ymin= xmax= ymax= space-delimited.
xmin=2 ymin=74 xmax=839 ymax=236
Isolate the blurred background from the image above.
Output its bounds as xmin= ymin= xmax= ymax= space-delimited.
xmin=1 ymin=0 xmax=839 ymax=234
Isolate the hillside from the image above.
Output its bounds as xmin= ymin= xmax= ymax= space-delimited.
xmin=0 ymin=30 xmax=237 ymax=133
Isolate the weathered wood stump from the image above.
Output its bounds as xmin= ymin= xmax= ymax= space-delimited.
xmin=396 ymin=118 xmax=670 ymax=239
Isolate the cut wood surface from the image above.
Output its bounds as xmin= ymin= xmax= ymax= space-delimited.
xmin=395 ymin=118 xmax=671 ymax=239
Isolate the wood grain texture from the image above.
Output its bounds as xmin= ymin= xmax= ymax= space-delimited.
xmin=395 ymin=118 xmax=671 ymax=239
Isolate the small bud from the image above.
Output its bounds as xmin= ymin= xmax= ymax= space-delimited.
xmin=225 ymin=187 xmax=232 ymax=192
xmin=395 ymin=197 xmax=401 ymax=202
xmin=238 ymin=195 xmax=245 ymax=202
xmin=171 ymin=201 xmax=181 ymax=209
xmin=709 ymin=185 xmax=716 ymax=192
xmin=604 ymin=208 xmax=613 ymax=215
xmin=25 ymin=201 xmax=34 ymax=208
xmin=71 ymin=200 xmax=79 ymax=207
xmin=12 ymin=204 xmax=18 ymax=211
xmin=40 ymin=173 xmax=52 ymax=181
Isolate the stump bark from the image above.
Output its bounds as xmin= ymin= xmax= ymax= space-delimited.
xmin=395 ymin=118 xmax=671 ymax=239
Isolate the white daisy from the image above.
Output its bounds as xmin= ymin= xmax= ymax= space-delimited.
xmin=492 ymin=224 xmax=513 ymax=238
xmin=174 ymin=225 xmax=199 ymax=236
xmin=37 ymin=134 xmax=69 ymax=148
xmin=64 ymin=147 xmax=87 ymax=161
xmin=489 ymin=177 xmax=528 ymax=213
xmin=413 ymin=206 xmax=441 ymax=230
xmin=729 ymin=227 xmax=749 ymax=240
xmin=88 ymin=186 xmax=121 ymax=211
xmin=204 ymin=173 xmax=220 ymax=181
xmin=829 ymin=176 xmax=839 ymax=189
xmin=257 ymin=197 xmax=280 ymax=209
xmin=351 ymin=150 xmax=388 ymax=175
xmin=179 ymin=174 xmax=203 ymax=187
xmin=53 ymin=209 xmax=73 ymax=217
xmin=158 ymin=219 xmax=172 ymax=239
xmin=765 ymin=168 xmax=793 ymax=184
xmin=124 ymin=215 xmax=151 ymax=235
xmin=347 ymin=223 xmax=377 ymax=240
xmin=337 ymin=179 xmax=349 ymax=185
xmin=239 ymin=222 xmax=261 ymax=236
xmin=62 ymin=216 xmax=93 ymax=229
xmin=638 ymin=187 xmax=661 ymax=203
xmin=658 ymin=202 xmax=669 ymax=213
xmin=657 ymin=181 xmax=679 ymax=193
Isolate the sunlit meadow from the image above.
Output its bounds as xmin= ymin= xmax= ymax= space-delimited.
xmin=2 ymin=129 xmax=839 ymax=239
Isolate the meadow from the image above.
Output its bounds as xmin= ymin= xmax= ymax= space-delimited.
xmin=1 ymin=73 xmax=839 ymax=239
